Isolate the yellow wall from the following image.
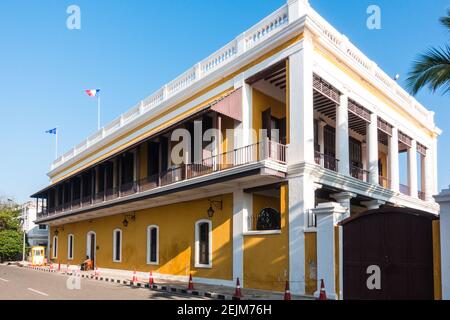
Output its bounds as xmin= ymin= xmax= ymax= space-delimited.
xmin=304 ymin=232 xmax=317 ymax=295
xmin=243 ymin=185 xmax=289 ymax=291
xmin=433 ymin=220 xmax=442 ymax=300
xmin=50 ymin=194 xmax=233 ymax=280
xmin=252 ymin=88 xmax=286 ymax=143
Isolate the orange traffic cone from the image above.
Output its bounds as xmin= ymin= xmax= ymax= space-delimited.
xmin=148 ymin=271 xmax=154 ymax=286
xmin=284 ymin=281 xmax=291 ymax=300
xmin=49 ymin=263 xmax=53 ymax=271
xmin=318 ymin=279 xmax=327 ymax=300
xmin=58 ymin=260 xmax=61 ymax=272
xmin=187 ymin=273 xmax=194 ymax=290
xmin=233 ymin=278 xmax=242 ymax=299
xmin=132 ymin=270 xmax=138 ymax=285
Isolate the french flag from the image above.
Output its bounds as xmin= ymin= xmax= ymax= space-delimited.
xmin=85 ymin=89 xmax=100 ymax=97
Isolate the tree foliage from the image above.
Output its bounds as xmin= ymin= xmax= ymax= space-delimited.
xmin=406 ymin=10 xmax=450 ymax=95
xmin=0 ymin=199 xmax=23 ymax=262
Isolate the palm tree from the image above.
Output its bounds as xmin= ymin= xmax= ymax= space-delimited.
xmin=406 ymin=10 xmax=450 ymax=95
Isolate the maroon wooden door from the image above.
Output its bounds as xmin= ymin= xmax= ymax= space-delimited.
xmin=343 ymin=209 xmax=434 ymax=300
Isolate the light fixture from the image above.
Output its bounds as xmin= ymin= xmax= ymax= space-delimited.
xmin=122 ymin=213 xmax=136 ymax=227
xmin=54 ymin=229 xmax=59 ymax=236
xmin=207 ymin=206 xmax=215 ymax=218
xmin=206 ymin=198 xmax=222 ymax=218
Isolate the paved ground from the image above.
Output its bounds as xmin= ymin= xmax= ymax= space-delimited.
xmin=0 ymin=265 xmax=208 ymax=300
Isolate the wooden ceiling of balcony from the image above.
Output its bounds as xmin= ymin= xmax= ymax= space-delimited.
xmin=246 ymin=59 xmax=286 ymax=90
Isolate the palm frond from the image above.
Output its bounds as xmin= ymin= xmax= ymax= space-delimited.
xmin=440 ymin=9 xmax=450 ymax=30
xmin=406 ymin=44 xmax=450 ymax=95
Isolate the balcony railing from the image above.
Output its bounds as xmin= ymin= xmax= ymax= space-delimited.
xmin=314 ymin=152 xmax=339 ymax=172
xmin=350 ymin=165 xmax=369 ymax=182
xmin=38 ymin=140 xmax=287 ymax=219
xmin=400 ymin=184 xmax=410 ymax=196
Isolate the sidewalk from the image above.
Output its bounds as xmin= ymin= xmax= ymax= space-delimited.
xmin=19 ymin=262 xmax=313 ymax=300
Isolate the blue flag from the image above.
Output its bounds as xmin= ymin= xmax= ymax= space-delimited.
xmin=45 ymin=128 xmax=57 ymax=135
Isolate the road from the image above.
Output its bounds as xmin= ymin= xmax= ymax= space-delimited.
xmin=0 ymin=265 xmax=207 ymax=300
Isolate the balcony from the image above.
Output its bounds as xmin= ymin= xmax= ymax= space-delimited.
xmin=314 ymin=152 xmax=339 ymax=172
xmin=37 ymin=140 xmax=287 ymax=221
xmin=350 ymin=165 xmax=369 ymax=183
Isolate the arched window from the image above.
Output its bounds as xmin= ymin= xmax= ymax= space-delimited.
xmin=52 ymin=235 xmax=58 ymax=259
xmin=195 ymin=220 xmax=212 ymax=268
xmin=147 ymin=225 xmax=159 ymax=265
xmin=67 ymin=234 xmax=74 ymax=260
xmin=113 ymin=229 xmax=122 ymax=262
xmin=256 ymin=208 xmax=281 ymax=231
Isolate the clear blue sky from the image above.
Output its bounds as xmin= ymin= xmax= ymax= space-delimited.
xmin=0 ymin=0 xmax=448 ymax=203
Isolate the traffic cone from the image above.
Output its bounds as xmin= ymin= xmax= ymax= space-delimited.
xmin=94 ymin=267 xmax=100 ymax=277
xmin=318 ymin=279 xmax=327 ymax=300
xmin=132 ymin=270 xmax=138 ymax=285
xmin=49 ymin=263 xmax=53 ymax=271
xmin=284 ymin=281 xmax=291 ymax=300
xmin=233 ymin=277 xmax=242 ymax=299
xmin=66 ymin=264 xmax=69 ymax=274
xmin=187 ymin=273 xmax=194 ymax=290
xmin=148 ymin=271 xmax=154 ymax=286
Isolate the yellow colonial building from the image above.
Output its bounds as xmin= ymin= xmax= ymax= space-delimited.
xmin=32 ymin=0 xmax=442 ymax=299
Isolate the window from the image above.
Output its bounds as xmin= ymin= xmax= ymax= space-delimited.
xmin=256 ymin=208 xmax=281 ymax=231
xmin=112 ymin=229 xmax=122 ymax=262
xmin=146 ymin=225 xmax=159 ymax=265
xmin=52 ymin=236 xmax=58 ymax=259
xmin=67 ymin=234 xmax=74 ymax=260
xmin=38 ymin=224 xmax=47 ymax=230
xmin=195 ymin=220 xmax=212 ymax=268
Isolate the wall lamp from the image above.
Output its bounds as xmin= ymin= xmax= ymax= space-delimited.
xmin=207 ymin=199 xmax=223 ymax=218
xmin=122 ymin=213 xmax=136 ymax=227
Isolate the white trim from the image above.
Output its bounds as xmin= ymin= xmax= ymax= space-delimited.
xmin=52 ymin=235 xmax=58 ymax=259
xmin=243 ymin=230 xmax=281 ymax=236
xmin=112 ymin=228 xmax=122 ymax=263
xmin=67 ymin=234 xmax=74 ymax=260
xmin=194 ymin=219 xmax=212 ymax=268
xmin=86 ymin=231 xmax=97 ymax=267
xmin=146 ymin=225 xmax=159 ymax=265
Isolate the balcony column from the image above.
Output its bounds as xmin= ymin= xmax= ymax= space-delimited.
xmin=91 ymin=168 xmax=95 ymax=203
xmin=318 ymin=120 xmax=326 ymax=155
xmin=112 ymin=158 xmax=118 ymax=189
xmin=408 ymin=140 xmax=418 ymax=198
xmin=367 ymin=112 xmax=379 ymax=184
xmin=80 ymin=175 xmax=84 ymax=203
xmin=336 ymin=93 xmax=349 ymax=174
xmin=424 ymin=147 xmax=433 ymax=201
xmin=288 ymin=32 xmax=314 ymax=164
xmin=95 ymin=166 xmax=100 ymax=195
xmin=388 ymin=127 xmax=400 ymax=192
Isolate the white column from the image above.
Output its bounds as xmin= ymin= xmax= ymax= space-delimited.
xmin=424 ymin=148 xmax=434 ymax=200
xmin=435 ymin=188 xmax=450 ymax=299
xmin=331 ymin=192 xmax=355 ymax=221
xmin=336 ymin=94 xmax=349 ymax=174
xmin=312 ymin=202 xmax=347 ymax=300
xmin=234 ymin=77 xmax=253 ymax=148
xmin=388 ymin=127 xmax=400 ymax=192
xmin=361 ymin=199 xmax=385 ymax=210
xmin=367 ymin=113 xmax=379 ymax=184
xmin=233 ymin=189 xmax=251 ymax=286
xmin=288 ymin=34 xmax=314 ymax=164
xmin=408 ymin=140 xmax=418 ymax=197
xmin=288 ymin=174 xmax=315 ymax=295
xmin=432 ymin=137 xmax=438 ymax=195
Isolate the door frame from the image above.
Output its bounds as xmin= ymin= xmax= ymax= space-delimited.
xmin=86 ymin=231 xmax=96 ymax=268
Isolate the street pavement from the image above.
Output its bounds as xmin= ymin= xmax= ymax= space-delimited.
xmin=0 ymin=265 xmax=208 ymax=300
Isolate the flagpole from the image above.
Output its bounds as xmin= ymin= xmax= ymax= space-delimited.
xmin=97 ymin=96 xmax=101 ymax=130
